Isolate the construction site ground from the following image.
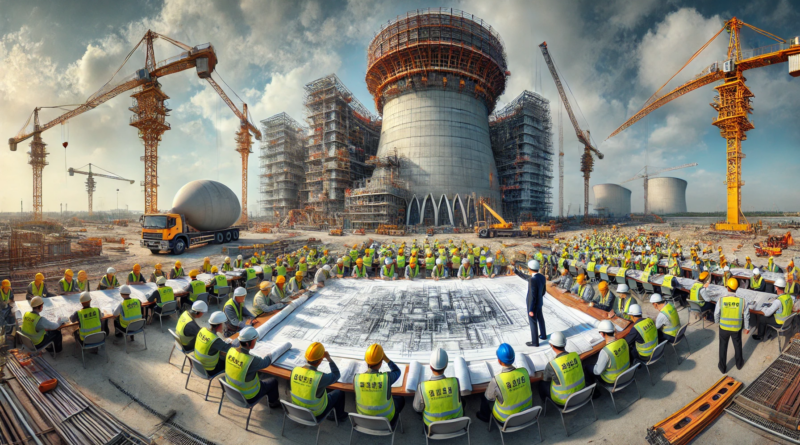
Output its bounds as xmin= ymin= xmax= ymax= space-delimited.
xmin=14 ymin=222 xmax=800 ymax=444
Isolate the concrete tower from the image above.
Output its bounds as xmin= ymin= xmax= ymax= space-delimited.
xmin=647 ymin=177 xmax=687 ymax=214
xmin=592 ymin=184 xmax=631 ymax=217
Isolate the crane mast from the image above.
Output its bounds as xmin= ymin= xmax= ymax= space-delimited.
xmin=558 ymin=98 xmax=564 ymax=218
xmin=69 ymin=164 xmax=135 ymax=216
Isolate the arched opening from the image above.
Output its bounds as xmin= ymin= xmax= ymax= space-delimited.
xmin=407 ymin=196 xmax=421 ymax=226
xmin=436 ymin=195 xmax=453 ymax=226
xmin=466 ymin=196 xmax=478 ymax=227
xmin=421 ymin=194 xmax=437 ymax=226
xmin=452 ymin=195 xmax=467 ymax=227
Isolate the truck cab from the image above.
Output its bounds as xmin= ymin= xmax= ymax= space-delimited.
xmin=141 ymin=213 xmax=186 ymax=254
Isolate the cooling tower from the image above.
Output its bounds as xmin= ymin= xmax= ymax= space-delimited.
xmin=592 ymin=184 xmax=631 ymax=217
xmin=647 ymin=177 xmax=687 ymax=214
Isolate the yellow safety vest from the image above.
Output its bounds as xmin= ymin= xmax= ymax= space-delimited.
xmin=354 ymin=372 xmax=395 ymax=421
xmin=194 ymin=328 xmax=219 ymax=370
xmin=550 ymin=353 xmax=585 ymax=406
xmin=225 ymin=298 xmax=243 ymax=322
xmin=190 ymin=280 xmax=206 ymax=302
xmin=382 ymin=265 xmax=395 ymax=277
xmin=100 ymin=275 xmax=119 ymax=288
xmin=750 ymin=275 xmax=763 ymax=289
xmin=173 ymin=267 xmax=184 ymax=277
xmin=353 ymin=265 xmax=368 ymax=277
xmin=22 ymin=312 xmax=44 ymax=345
xmin=77 ymin=307 xmax=102 ymax=341
xmin=214 ymin=275 xmax=228 ymax=289
xmin=421 ymin=378 xmax=463 ymax=426
xmin=225 ymin=348 xmax=260 ymax=399
xmin=156 ymin=287 xmax=175 ymax=307
xmin=633 ymin=318 xmax=657 ymax=358
xmin=688 ymin=282 xmax=704 ymax=303
xmin=407 ymin=265 xmax=420 ymax=278
xmin=660 ymin=303 xmax=680 ymax=337
xmin=616 ymin=296 xmax=633 ymax=320
xmin=58 ymin=279 xmax=74 ymax=293
xmin=29 ymin=282 xmax=44 ymax=297
xmin=492 ymin=368 xmax=533 ymax=422
xmin=720 ymin=295 xmax=745 ymax=331
xmin=119 ymin=298 xmax=142 ymax=329
xmin=600 ymin=339 xmax=629 ymax=384
xmin=0 ymin=288 xmax=10 ymax=302
xmin=776 ymin=294 xmax=793 ymax=325
xmin=290 ymin=367 xmax=328 ymax=416
xmin=176 ymin=311 xmax=195 ymax=346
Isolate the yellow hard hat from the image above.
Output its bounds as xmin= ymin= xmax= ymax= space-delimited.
xmin=726 ymin=278 xmax=739 ymax=290
xmin=133 ymin=264 xmax=141 ymax=272
xmin=699 ymin=271 xmax=709 ymax=281
xmin=577 ymin=274 xmax=586 ymax=284
xmin=175 ymin=260 xmax=182 ymax=267
xmin=1 ymin=280 xmax=9 ymax=289
xmin=353 ymin=244 xmax=357 ymax=249
xmin=300 ymin=257 xmax=306 ymax=263
xmin=365 ymin=344 xmax=384 ymax=366
xmin=276 ymin=275 xmax=286 ymax=284
xmin=305 ymin=342 xmax=325 ymax=362
xmin=189 ymin=269 xmax=199 ymax=278
xmin=295 ymin=270 xmax=303 ymax=278
xmin=323 ymin=250 xmax=329 ymax=255
xmin=259 ymin=281 xmax=271 ymax=290
xmin=356 ymin=258 xmax=363 ymax=265
xmin=35 ymin=273 xmax=44 ymax=282
xmin=304 ymin=245 xmax=308 ymax=249
xmin=204 ymin=257 xmax=210 ymax=262
xmin=154 ymin=263 xmax=162 ymax=270
xmin=211 ymin=266 xmax=219 ymax=273
xmin=78 ymin=270 xmax=87 ymax=281
xmin=64 ymin=269 xmax=73 ymax=277
xmin=598 ymin=281 xmax=608 ymax=291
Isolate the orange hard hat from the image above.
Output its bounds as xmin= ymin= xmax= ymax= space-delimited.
xmin=276 ymin=275 xmax=286 ymax=284
xmin=598 ymin=281 xmax=608 ymax=291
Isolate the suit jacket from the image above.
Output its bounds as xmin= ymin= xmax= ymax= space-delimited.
xmin=515 ymin=269 xmax=546 ymax=313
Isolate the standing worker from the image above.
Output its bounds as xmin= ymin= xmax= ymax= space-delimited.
xmin=689 ymin=272 xmax=715 ymax=322
xmin=21 ymin=296 xmax=64 ymax=354
xmin=224 ymin=287 xmax=254 ymax=337
xmin=69 ymin=292 xmax=110 ymax=345
xmin=27 ymin=273 xmax=54 ymax=299
xmin=224 ymin=327 xmax=281 ymax=409
xmin=97 ymin=268 xmax=120 ymax=290
xmin=593 ymin=320 xmax=629 ymax=388
xmin=413 ymin=348 xmax=463 ymax=432
xmin=715 ymin=278 xmax=750 ymax=373
xmin=539 ymin=331 xmax=585 ymax=408
xmin=290 ymin=342 xmax=348 ymax=423
xmin=477 ymin=343 xmax=532 ymax=424
xmin=113 ymin=285 xmax=142 ymax=340
xmin=753 ymin=278 xmax=795 ymax=341
xmin=515 ymin=260 xmax=547 ymax=347
xmin=354 ymin=344 xmax=404 ymax=427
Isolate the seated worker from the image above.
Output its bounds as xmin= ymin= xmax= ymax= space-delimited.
xmin=457 ymin=258 xmax=473 ymax=280
xmin=297 ymin=257 xmax=308 ymax=278
xmin=689 ymin=272 xmax=715 ymax=322
xmin=276 ymin=260 xmax=288 ymax=279
xmin=589 ymin=281 xmax=615 ymax=312
xmin=624 ymin=304 xmax=657 ymax=362
xmin=766 ymin=256 xmax=781 ymax=273
xmin=552 ymin=268 xmax=573 ymax=291
xmin=396 ymin=249 xmax=407 ymax=278
xmin=146 ymin=276 xmax=175 ymax=321
xmin=482 ymin=257 xmax=497 ymax=278
xmin=27 ymin=273 xmax=55 ymax=300
xmin=221 ymin=257 xmax=234 ymax=272
xmin=57 ymin=269 xmax=78 ymax=295
xmin=75 ymin=270 xmax=90 ymax=293
xmin=593 ymin=320 xmax=629 ymax=388
xmin=414 ymin=348 xmax=463 ymax=432
xmin=0 ymin=280 xmax=15 ymax=328
xmin=318 ymin=249 xmax=330 ymax=267
xmin=787 ymin=275 xmax=799 ymax=297
xmin=743 ymin=256 xmax=754 ymax=270
xmin=149 ymin=263 xmax=166 ymax=283
xmin=22 ymin=296 xmax=65 ymax=353
xmin=432 ymin=258 xmax=448 ymax=281
xmin=201 ymin=257 xmax=213 ymax=273
xmin=270 ymin=276 xmax=291 ymax=306
xmin=313 ymin=265 xmax=332 ymax=287
xmin=754 ymin=278 xmax=795 ymax=341
xmin=569 ymin=274 xmax=594 ymax=302
xmin=234 ymin=255 xmax=245 ymax=269
xmin=750 ymin=268 xmax=766 ymax=292
xmin=290 ymin=342 xmax=347 ymax=423
xmin=612 ymin=284 xmax=637 ymax=321
xmin=250 ymin=252 xmax=261 ymax=266
xmin=405 ymin=257 xmax=423 ymax=280
xmin=97 ymin=267 xmax=120 ymax=290
xmin=169 ymin=261 xmax=185 ymax=279
xmin=194 ymin=311 xmax=235 ymax=374
xmin=224 ymin=327 xmax=281 ymax=409
xmin=380 ymin=258 xmax=398 ymax=280
xmin=287 ymin=271 xmax=307 ymax=296
xmin=208 ymin=266 xmax=228 ymax=297
xmin=127 ymin=264 xmax=146 ymax=285
xmin=539 ymin=331 xmax=584 ymax=408
xmin=477 ymin=343 xmax=532 ymax=424
xmin=651 ymin=293 xmax=681 ymax=343
xmin=253 ymin=281 xmax=284 ymax=316
xmin=333 ymin=258 xmax=346 ymax=277
xmin=223 ymin=287 xmax=254 ymax=337
xmin=425 ymin=252 xmax=436 ymax=276
xmin=354 ymin=344 xmax=404 ymax=428
xmin=69 ymin=292 xmax=110 ymax=345
xmin=112 ymin=285 xmax=142 ymax=340
xmin=185 ymin=270 xmax=208 ymax=310
xmin=176 ymin=301 xmax=208 ymax=350
xmin=351 ymin=258 xmax=369 ymax=279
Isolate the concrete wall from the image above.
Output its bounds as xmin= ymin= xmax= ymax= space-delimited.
xmin=592 ymin=184 xmax=631 ymax=217
xmin=648 ymin=177 xmax=688 ymax=214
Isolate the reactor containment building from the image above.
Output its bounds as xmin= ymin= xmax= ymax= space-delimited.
xmin=647 ymin=177 xmax=687 ymax=214
xmin=593 ymin=184 xmax=631 ymax=217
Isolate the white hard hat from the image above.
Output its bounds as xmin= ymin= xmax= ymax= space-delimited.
xmin=528 ymin=260 xmax=540 ymax=270
xmin=225 ymin=256 xmax=231 ymax=262
xmin=462 ymin=258 xmax=470 ymax=264
xmin=79 ymin=292 xmax=92 ymax=303
xmin=156 ymin=276 xmax=167 ymax=285
xmin=237 ymin=255 xmax=243 ymax=260
xmin=238 ymin=326 xmax=258 ymax=342
xmin=616 ymin=284 xmax=629 ymax=293
xmin=487 ymin=257 xmax=493 ymax=263
xmin=429 ymin=347 xmax=448 ymax=371
xmin=724 ymin=266 xmax=730 ymax=272
xmin=208 ymin=311 xmax=226 ymax=325
xmin=436 ymin=258 xmax=443 ymax=265
xmin=550 ymin=331 xmax=567 ymax=348
xmin=598 ymin=320 xmax=615 ymax=334
xmin=322 ymin=265 xmax=331 ymax=271
xmin=753 ymin=268 xmax=760 ymax=275
xmin=481 ymin=250 xmax=486 ymax=255
xmin=107 ymin=267 xmax=116 ymax=274
xmin=119 ymin=285 xmax=131 ymax=295
xmin=776 ymin=278 xmax=787 ymax=288
xmin=337 ymin=257 xmax=343 ymax=263
xmin=385 ymin=258 xmax=393 ymax=265
xmin=650 ymin=293 xmax=663 ymax=303
xmin=628 ymin=304 xmax=642 ymax=316
xmin=233 ymin=287 xmax=247 ymax=298
xmin=192 ymin=301 xmax=208 ymax=313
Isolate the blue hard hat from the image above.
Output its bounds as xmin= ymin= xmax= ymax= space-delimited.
xmin=496 ymin=343 xmax=515 ymax=364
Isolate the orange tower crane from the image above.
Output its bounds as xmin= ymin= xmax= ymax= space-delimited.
xmin=608 ymin=18 xmax=800 ymax=231
xmin=68 ymin=164 xmax=135 ymax=216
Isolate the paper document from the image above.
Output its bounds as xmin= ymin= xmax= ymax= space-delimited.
xmin=405 ymin=361 xmax=423 ymax=392
xmin=566 ymin=335 xmax=593 ymax=354
xmin=454 ymin=357 xmax=472 ymax=393
xmin=467 ymin=361 xmax=493 ymax=385
xmin=527 ymin=350 xmax=556 ymax=372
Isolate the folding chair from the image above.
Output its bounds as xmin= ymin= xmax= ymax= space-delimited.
xmin=209 ymin=286 xmax=231 ymax=307
xmin=153 ymin=301 xmax=178 ymax=332
xmin=587 ymin=269 xmax=598 ymax=284
xmin=544 ymin=384 xmax=597 ymax=436
xmin=599 ymin=364 xmax=640 ymax=414
xmin=669 ymin=325 xmax=691 ymax=365
xmin=348 ymin=412 xmax=403 ymax=445
xmin=185 ymin=355 xmax=224 ymax=401
xmin=641 ymin=280 xmax=656 ymax=300
xmin=18 ymin=333 xmax=57 ymax=359
xmin=219 ymin=378 xmax=269 ymax=432
xmin=425 ymin=417 xmax=471 ymax=445
xmin=688 ymin=301 xmax=712 ymax=329
xmin=77 ymin=332 xmax=108 ymax=369
xmin=280 ymin=400 xmax=338 ymax=445
xmin=637 ymin=341 xmax=669 ymax=386
xmin=168 ymin=329 xmax=193 ymax=374
xmin=488 ymin=406 xmax=542 ymax=445
xmin=768 ymin=313 xmax=798 ymax=353
xmin=627 ymin=277 xmax=643 ymax=298
xmin=568 ymin=264 xmax=577 ymax=277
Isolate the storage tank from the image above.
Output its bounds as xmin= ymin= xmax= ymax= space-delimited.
xmin=647 ymin=177 xmax=687 ymax=214
xmin=592 ymin=184 xmax=631 ymax=217
xmin=170 ymin=180 xmax=241 ymax=231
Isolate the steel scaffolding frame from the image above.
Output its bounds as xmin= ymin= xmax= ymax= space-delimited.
xmin=259 ymin=112 xmax=307 ymax=222
xmin=344 ymin=152 xmax=410 ymax=230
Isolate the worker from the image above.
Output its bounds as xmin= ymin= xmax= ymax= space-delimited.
xmin=612 ymin=284 xmax=636 ymax=321
xmin=552 ymin=268 xmax=573 ymax=291
xmin=127 ymin=264 xmax=146 ymax=285
xmin=194 ymin=311 xmax=235 ymax=374
xmin=224 ymin=327 xmax=281 ymax=409
xmin=146 ymin=276 xmax=175 ymax=321
xmin=270 ymin=276 xmax=291 ymax=306
xmin=787 ymin=275 xmax=799 ymax=297
xmin=290 ymin=342 xmax=348 ymax=423
xmin=176 ymin=301 xmax=208 ymax=349
xmin=744 ymin=256 xmax=754 ymax=270
xmin=286 ymin=270 xmax=306 ymax=296
xmin=314 ymin=264 xmax=332 ymax=287
xmin=149 ymin=263 xmax=166 ymax=283
xmin=349 ymin=244 xmax=359 ymax=263
xmin=423 ymin=252 xmax=435 ymax=277
xmin=339 ymin=254 xmax=350 ymax=276
xmin=352 ymin=258 xmax=369 ymax=278
xmin=113 ymin=285 xmax=142 ymax=340
xmin=539 ymin=331 xmax=585 ymax=408
xmin=169 ymin=261 xmax=184 ymax=279
xmin=593 ymin=320 xmax=629 ymax=387
xmin=354 ymin=344 xmax=404 ymax=426
xmin=380 ymin=257 xmax=398 ymax=280
xmin=754 ymin=278 xmax=795 ymax=341
xmin=250 ymin=252 xmax=261 ymax=266
xmin=186 ymin=270 xmax=207 ymax=310
xmin=432 ymin=258 xmax=447 ymax=281
xmin=570 ymin=274 xmax=594 ymax=302
xmin=590 ymin=281 xmax=615 ymax=312
xmin=788 ymin=261 xmax=797 ymax=282
xmin=413 ymin=348 xmax=463 ymax=431
xmin=69 ymin=292 xmax=110 ymax=345
xmin=319 ymin=249 xmax=330 ymax=266
xmin=716 ymin=278 xmax=750 ymax=373
xmin=750 ymin=268 xmax=766 ymax=292
xmin=406 ymin=257 xmax=422 ymax=280
xmin=450 ymin=249 xmax=462 ymax=278
xmin=298 ymin=257 xmax=308 ymax=278
xmin=97 ymin=267 xmax=120 ymax=290
xmin=720 ymin=266 xmax=732 ymax=286
xmin=253 ymin=281 xmax=282 ymax=316
xmin=689 ymin=272 xmax=716 ymax=322
xmin=234 ymin=255 xmax=245 ymax=269
xmin=457 ymin=258 xmax=473 ymax=280
xmin=333 ymin=258 xmax=346 ymax=277
xmin=482 ymin=257 xmax=497 ymax=278
xmin=262 ymin=260 xmax=274 ymax=283
xmin=0 ymin=280 xmax=15 ymax=329
xmin=26 ymin=273 xmax=54 ymax=300
xmin=221 ymin=257 xmax=234 ymax=272
xmin=476 ymin=343 xmax=531 ymax=424
xmin=766 ymin=256 xmax=781 ymax=273
xmin=22 ymin=296 xmax=64 ymax=353
xmin=75 ymin=270 xmax=90 ymax=292
xmin=57 ymin=269 xmax=78 ymax=294
xmin=276 ymin=260 xmax=288 ymax=278
xmin=224 ymin=287 xmax=254 ymax=336
xmin=624 ymin=304 xmax=657 ymax=363
xmin=515 ymin=260 xmax=547 ymax=347
xmin=208 ymin=266 xmax=228 ymax=299
xmin=691 ymin=259 xmax=701 ymax=280
xmin=650 ymin=294 xmax=681 ymax=343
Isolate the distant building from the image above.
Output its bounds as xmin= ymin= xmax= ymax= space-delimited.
xmin=259 ymin=113 xmax=306 ymax=222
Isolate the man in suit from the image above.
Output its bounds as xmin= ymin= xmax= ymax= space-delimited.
xmin=515 ymin=260 xmax=547 ymax=346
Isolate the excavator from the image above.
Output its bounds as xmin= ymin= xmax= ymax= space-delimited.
xmin=473 ymin=202 xmax=554 ymax=238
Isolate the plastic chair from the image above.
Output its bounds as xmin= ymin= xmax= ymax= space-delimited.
xmin=599 ymin=363 xmax=641 ymax=414
xmin=543 ymin=384 xmax=597 ymax=436
xmin=637 ymin=341 xmax=669 ymax=385
xmin=568 ymin=264 xmax=577 ymax=277
xmin=587 ymin=269 xmax=598 ymax=284
xmin=77 ymin=332 xmax=108 ymax=369
xmin=425 ymin=417 xmax=471 ymax=445
xmin=280 ymin=400 xmax=338 ymax=445
xmin=348 ymin=412 xmax=403 ymax=445
xmin=154 ymin=301 xmax=178 ymax=332
xmin=768 ymin=312 xmax=798 ymax=353
xmin=488 ymin=406 xmax=542 ymax=445
xmin=168 ymin=329 xmax=194 ymax=374
xmin=615 ymin=271 xmax=628 ymax=285
xmin=219 ymin=378 xmax=269 ymax=432
xmin=185 ymin=293 xmax=209 ymax=311
xmin=641 ymin=280 xmax=656 ymax=300
xmin=669 ymin=325 xmax=691 ymax=365
xmin=245 ymin=277 xmax=259 ymax=291
xmin=185 ymin=355 xmax=224 ymax=401
xmin=688 ymin=301 xmax=712 ymax=329
xmin=209 ymin=286 xmax=231 ymax=307
xmin=18 ymin=333 xmax=56 ymax=359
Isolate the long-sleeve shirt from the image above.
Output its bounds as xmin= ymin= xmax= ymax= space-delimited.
xmin=253 ymin=291 xmax=283 ymax=315
xmin=484 ymin=365 xmax=517 ymax=403
xmin=313 ymin=269 xmax=330 ymax=285
xmin=269 ymin=286 xmax=290 ymax=305
xmin=287 ymin=277 xmax=305 ymax=295
xmin=26 ymin=283 xmax=54 ymax=300
xmin=224 ymin=300 xmax=254 ymax=328
xmin=30 ymin=311 xmax=63 ymax=332
xmin=552 ymin=275 xmax=573 ymax=290
xmin=180 ymin=319 xmax=201 ymax=349
xmin=413 ymin=373 xmax=461 ymax=412
xmin=714 ymin=294 xmax=750 ymax=331
xmin=762 ymin=294 xmax=796 ymax=317
xmin=592 ymin=290 xmax=616 ymax=312
xmin=698 ymin=287 xmax=713 ymax=302
xmin=457 ymin=265 xmax=473 ymax=279
xmin=305 ymin=361 xmax=341 ymax=398
xmin=205 ymin=336 xmax=233 ymax=362
xmin=355 ymin=361 xmax=401 ymax=400
xmin=380 ymin=266 xmax=398 ymax=279
xmin=542 ymin=352 xmax=571 ymax=386
xmin=570 ymin=283 xmax=594 ymax=302
xmin=593 ymin=344 xmax=613 ymax=376
xmin=482 ymin=265 xmax=496 ymax=276
xmin=149 ymin=271 xmax=166 ymax=283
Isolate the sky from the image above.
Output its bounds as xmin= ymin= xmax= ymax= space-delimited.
xmin=1 ymin=0 xmax=798 ymax=216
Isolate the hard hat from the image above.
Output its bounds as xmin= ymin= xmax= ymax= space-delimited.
xmin=175 ymin=261 xmax=182 ymax=267
xmin=528 ymin=260 xmax=540 ymax=270
xmin=276 ymin=275 xmax=286 ymax=285
xmin=233 ymin=287 xmax=247 ymax=298
xmin=204 ymin=257 xmax=210 ymax=262
xmin=189 ymin=269 xmax=199 ymax=278
xmin=561 ymin=269 xmax=568 ymax=276
xmin=699 ymin=271 xmax=709 ymax=281
xmin=79 ymin=292 xmax=92 ymax=303
xmin=436 ymin=258 xmax=443 ymax=265
xmin=617 ymin=284 xmax=629 ymax=293
xmin=770 ymin=256 xmax=774 ymax=261
xmin=304 ymin=245 xmax=308 ymax=249
xmin=598 ymin=320 xmax=615 ymax=334
xmin=481 ymin=250 xmax=486 ymax=255
xmin=462 ymin=258 xmax=469 ymax=264
xmin=211 ymin=266 xmax=219 ymax=273
xmin=323 ymin=250 xmax=329 ymax=254
xmin=385 ymin=258 xmax=393 ymax=265
xmin=0 ymin=279 xmax=9 ymax=288
xmin=410 ymin=257 xmax=417 ymax=264
xmin=745 ymin=256 xmax=750 ymax=260
xmin=754 ymin=268 xmax=760 ymax=275
xmin=727 ymin=278 xmax=739 ymax=290
xmin=237 ymin=255 xmax=243 ymax=260
xmin=598 ymin=281 xmax=609 ymax=291
xmin=429 ymin=348 xmax=448 ymax=371
xmin=306 ymin=342 xmax=325 ymax=362
xmin=78 ymin=270 xmax=87 ymax=280
xmin=487 ymin=257 xmax=493 ymax=263
xmin=238 ymin=326 xmax=258 ymax=342
xmin=775 ymin=278 xmax=787 ymax=288
xmin=156 ymin=276 xmax=167 ymax=285
xmin=244 ymin=263 xmax=250 ymax=267
xmin=65 ymin=269 xmax=74 ymax=277
xmin=550 ymin=332 xmax=567 ymax=348
xmin=119 ymin=285 xmax=131 ymax=295
xmin=155 ymin=263 xmax=163 ymax=269
xmin=295 ymin=270 xmax=303 ymax=278
xmin=107 ymin=267 xmax=116 ymax=274
xmin=132 ymin=264 xmax=140 ymax=272
xmin=723 ymin=266 xmax=730 ymax=272
xmin=323 ymin=265 xmax=331 ymax=271
xmin=208 ymin=311 xmax=226 ymax=325
xmin=30 ymin=296 xmax=44 ymax=308
xmin=356 ymin=258 xmax=363 ymax=265
xmin=225 ymin=257 xmax=231 ymax=263
xmin=192 ymin=301 xmax=208 ymax=313
xmin=577 ymin=274 xmax=586 ymax=283
xmin=299 ymin=257 xmax=306 ymax=263
xmin=259 ymin=281 xmax=271 ymax=290
xmin=353 ymin=244 xmax=358 ymax=249
xmin=337 ymin=258 xmax=344 ymax=263
xmin=365 ymin=344 xmax=385 ymax=365
xmin=628 ymin=304 xmax=642 ymax=316
xmin=496 ymin=343 xmax=515 ymax=364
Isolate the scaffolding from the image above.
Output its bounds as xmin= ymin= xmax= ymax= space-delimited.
xmin=344 ymin=151 xmax=410 ymax=230
xmin=489 ymin=90 xmax=554 ymax=222
xmin=303 ymin=74 xmax=381 ymax=222
xmin=259 ymin=113 xmax=307 ymax=222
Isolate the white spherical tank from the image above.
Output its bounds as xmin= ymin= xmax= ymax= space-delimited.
xmin=592 ymin=184 xmax=631 ymax=217
xmin=170 ymin=180 xmax=241 ymax=231
xmin=647 ymin=177 xmax=687 ymax=214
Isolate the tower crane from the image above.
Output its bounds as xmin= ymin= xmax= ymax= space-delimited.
xmin=607 ymin=18 xmax=800 ymax=231
xmin=68 ymin=164 xmax=135 ymax=216
xmin=622 ymin=163 xmax=698 ymax=214
xmin=539 ymin=42 xmax=604 ymax=218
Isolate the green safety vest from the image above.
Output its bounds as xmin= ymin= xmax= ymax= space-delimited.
xmin=190 ymin=280 xmax=206 ymax=302
xmin=101 ymin=275 xmax=119 ymax=288
xmin=467 ymin=254 xmax=475 ymax=265
xmin=250 ymin=257 xmax=260 ymax=265
xmin=127 ymin=272 xmax=144 ymax=283
xmin=262 ymin=265 xmax=273 ymax=279
xmin=77 ymin=307 xmax=102 ymax=341
xmin=492 ymin=368 xmax=532 ymax=422
xmin=29 ymin=282 xmax=44 ymax=297
xmin=364 ymin=253 xmax=374 ymax=266
xmin=407 ymin=265 xmax=420 ymax=278
xmin=354 ymin=373 xmax=395 ymax=421
xmin=354 ymin=265 xmax=368 ymax=277
xmin=426 ymin=257 xmax=435 ymax=270
xmin=776 ymin=294 xmax=793 ymax=325
xmin=77 ymin=280 xmax=88 ymax=292
xmin=119 ymin=298 xmax=142 ymax=329
xmin=587 ymin=262 xmax=596 ymax=272
xmin=299 ymin=263 xmax=308 ymax=273
xmin=59 ymin=279 xmax=74 ymax=293
xmin=245 ymin=268 xmax=257 ymax=281
xmin=461 ymin=265 xmax=471 ymax=278
xmin=290 ymin=367 xmax=328 ymax=416
xmin=350 ymin=250 xmax=358 ymax=260
xmin=421 ymin=378 xmax=463 ymax=426
xmin=273 ymin=286 xmax=286 ymax=302
xmin=633 ymin=318 xmax=657 ymax=358
xmin=662 ymin=275 xmax=674 ymax=289
xmin=688 ymin=282 xmax=704 ymax=303
xmin=225 ymin=298 xmax=243 ymax=322
xmin=720 ymin=295 xmax=745 ymax=331
xmin=176 ymin=311 xmax=195 ymax=346
xmin=616 ymin=296 xmax=633 ymax=320
xmin=277 ymin=265 xmax=287 ymax=276
xmin=288 ymin=257 xmax=296 ymax=268
xmin=214 ymin=275 xmax=228 ymax=289
xmin=751 ymin=275 xmax=763 ymax=289
xmin=342 ymin=256 xmax=351 ymax=267
xmin=0 ymin=288 xmax=10 ymax=302
xmin=472 ymin=247 xmax=480 ymax=257
xmin=479 ymin=255 xmax=487 ymax=267
xmin=335 ymin=265 xmax=346 ymax=275
xmin=452 ymin=255 xmax=462 ymax=266
xmin=432 ymin=265 xmax=445 ymax=278
xmin=202 ymin=263 xmax=213 ymax=272
xmin=550 ymin=353 xmax=585 ymax=406
xmin=558 ymin=258 xmax=566 ymax=269
xmin=382 ymin=265 xmax=395 ymax=278
xmin=22 ymin=312 xmax=44 ymax=345
xmin=225 ymin=348 xmax=261 ymax=399
xmin=157 ymin=287 xmax=175 ymax=307
xmin=397 ymin=256 xmax=406 ymax=268
xmin=660 ymin=303 xmax=680 ymax=336
xmin=173 ymin=268 xmax=184 ymax=277
xmin=194 ymin=328 xmax=219 ymax=370
xmin=222 ymin=263 xmax=234 ymax=272
xmin=597 ymin=290 xmax=613 ymax=307
xmin=600 ymin=339 xmax=630 ymax=384
xmin=289 ymin=277 xmax=303 ymax=290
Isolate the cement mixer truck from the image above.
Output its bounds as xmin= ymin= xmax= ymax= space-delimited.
xmin=140 ymin=180 xmax=243 ymax=255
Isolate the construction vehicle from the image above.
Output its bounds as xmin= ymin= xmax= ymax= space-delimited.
xmin=474 ymin=203 xmax=549 ymax=238
xmin=377 ymin=224 xmax=405 ymax=236
xmin=68 ymin=164 xmax=135 ymax=216
xmin=329 ymin=228 xmax=343 ymax=236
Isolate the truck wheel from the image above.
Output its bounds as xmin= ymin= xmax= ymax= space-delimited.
xmin=232 ymin=230 xmax=239 ymax=241
xmin=479 ymin=229 xmax=488 ymax=238
xmin=224 ymin=231 xmax=232 ymax=243
xmin=172 ymin=239 xmax=186 ymax=255
xmin=214 ymin=233 xmax=224 ymax=244
xmin=150 ymin=249 xmax=160 ymax=254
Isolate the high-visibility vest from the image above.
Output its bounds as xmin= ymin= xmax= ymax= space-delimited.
xmin=213 ymin=275 xmax=228 ymax=289
xmin=662 ymin=275 xmax=674 ymax=289
xmin=597 ymin=290 xmax=613 ymax=307
xmin=407 ymin=265 xmax=421 ymax=278
xmin=342 ymin=256 xmax=351 ymax=267
xmin=194 ymin=328 xmax=219 ymax=370
xmin=157 ymin=287 xmax=175 ymax=307
xmin=354 ymin=372 xmax=395 ymax=421
xmin=633 ymin=318 xmax=657 ymax=358
xmin=467 ymin=254 xmax=475 ymax=265
xmin=660 ymin=303 xmax=680 ymax=336
xmin=127 ymin=272 xmax=144 ymax=283
xmin=173 ymin=268 xmax=184 ymax=277
xmin=744 ymin=262 xmax=754 ymax=270
xmin=245 ymin=268 xmax=257 ymax=281
xmin=396 ymin=256 xmax=406 ymax=268
xmin=460 ymin=265 xmax=471 ymax=278
xmin=22 ymin=312 xmax=45 ymax=345
xmin=382 ymin=265 xmax=395 ymax=277
xmin=616 ymin=296 xmax=632 ymax=320
xmin=190 ymin=280 xmax=206 ymax=302
xmin=225 ymin=349 xmax=261 ymax=399
xmin=277 ymin=265 xmax=287 ymax=276
xmin=364 ymin=253 xmax=374 ymax=266
xmin=0 ymin=288 xmax=11 ymax=302
xmin=272 ymin=286 xmax=286 ymax=302
xmin=250 ymin=257 xmax=260 ymax=265
xmin=350 ymin=249 xmax=358 ymax=261
xmin=222 ymin=263 xmax=233 ymax=271
xmin=28 ymin=282 xmax=44 ymax=297
xmin=234 ymin=260 xmax=244 ymax=268
xmin=433 ymin=266 xmax=446 ymax=278
xmin=335 ymin=265 xmax=345 ymax=275
xmin=577 ymin=284 xmax=587 ymax=299
xmin=426 ymin=257 xmax=435 ymax=270
xmin=225 ymin=298 xmax=243 ymax=322
xmin=720 ymin=295 xmax=745 ymax=331
xmin=688 ymin=282 xmax=704 ymax=303
xmin=452 ymin=255 xmax=462 ymax=266
xmin=100 ymin=275 xmax=119 ymax=288
xmin=354 ymin=265 xmax=368 ymax=277
xmin=600 ymin=339 xmax=630 ymax=384
xmin=77 ymin=307 xmax=102 ymax=341
xmin=290 ymin=367 xmax=328 ymax=416
xmin=421 ymin=378 xmax=463 ymax=426
xmin=550 ymin=353 xmax=585 ymax=406
xmin=119 ymin=298 xmax=142 ymax=329
xmin=289 ymin=277 xmax=303 ymax=290
xmin=287 ymin=256 xmax=296 ymax=268
xmin=299 ymin=263 xmax=308 ymax=273
xmin=479 ymin=255 xmax=487 ymax=267
xmin=262 ymin=265 xmax=273 ymax=279
xmin=76 ymin=280 xmax=88 ymax=291
xmin=751 ymin=275 xmax=763 ymax=289
xmin=776 ymin=294 xmax=793 ymax=325
xmin=176 ymin=311 xmax=195 ymax=346
xmin=492 ymin=368 xmax=532 ymax=422
xmin=202 ymin=263 xmax=212 ymax=273
xmin=58 ymin=278 xmax=74 ymax=293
